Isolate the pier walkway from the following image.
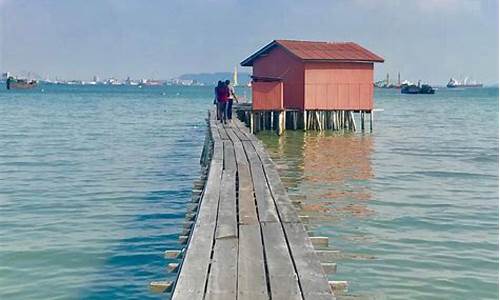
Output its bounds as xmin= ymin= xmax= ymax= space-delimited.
xmin=169 ymin=111 xmax=335 ymax=300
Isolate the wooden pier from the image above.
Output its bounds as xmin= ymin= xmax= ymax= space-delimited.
xmin=155 ymin=110 xmax=339 ymax=299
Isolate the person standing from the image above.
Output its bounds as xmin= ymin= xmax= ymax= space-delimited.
xmin=216 ymin=81 xmax=230 ymax=124
xmin=214 ymin=81 xmax=223 ymax=120
xmin=225 ymin=80 xmax=238 ymax=120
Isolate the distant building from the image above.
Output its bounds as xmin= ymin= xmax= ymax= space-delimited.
xmin=2 ymin=72 xmax=11 ymax=81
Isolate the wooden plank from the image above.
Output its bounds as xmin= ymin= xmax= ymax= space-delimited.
xmin=215 ymin=171 xmax=237 ymax=239
xmin=223 ymin=140 xmax=237 ymax=172
xmin=229 ymin=134 xmax=259 ymax=225
xmin=217 ymin=122 xmax=230 ymax=140
xmin=261 ymin=222 xmax=302 ymax=299
xmin=212 ymin=141 xmax=223 ymax=163
xmin=262 ymin=166 xmax=300 ymax=223
xmin=247 ymin=140 xmax=300 ymax=223
xmin=238 ymin=165 xmax=259 ymax=225
xmin=224 ymin=127 xmax=241 ymax=144
xmin=205 ymin=238 xmax=238 ymax=300
xmin=210 ymin=124 xmax=221 ymax=142
xmin=242 ymin=141 xmax=279 ymax=223
xmin=283 ymin=223 xmax=334 ymax=299
xmin=172 ymin=158 xmax=223 ymax=300
xmin=242 ymin=138 xmax=300 ymax=223
xmin=233 ymin=118 xmax=258 ymax=141
xmin=230 ymin=125 xmax=251 ymax=141
xmin=173 ymin=116 xmax=224 ymax=299
xmin=238 ymin=224 xmax=269 ymax=300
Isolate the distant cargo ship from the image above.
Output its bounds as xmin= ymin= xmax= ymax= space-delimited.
xmin=446 ymin=77 xmax=483 ymax=88
xmin=6 ymin=76 xmax=38 ymax=90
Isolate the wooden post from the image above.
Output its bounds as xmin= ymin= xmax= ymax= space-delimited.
xmin=293 ymin=111 xmax=298 ymax=130
xmin=283 ymin=110 xmax=287 ymax=132
xmin=370 ymin=111 xmax=373 ymax=132
xmin=350 ymin=111 xmax=357 ymax=132
xmin=303 ymin=110 xmax=307 ymax=131
xmin=278 ymin=111 xmax=285 ymax=135
xmin=315 ymin=111 xmax=321 ymax=131
xmin=361 ymin=111 xmax=365 ymax=131
xmin=270 ymin=111 xmax=274 ymax=130
xmin=250 ymin=112 xmax=254 ymax=134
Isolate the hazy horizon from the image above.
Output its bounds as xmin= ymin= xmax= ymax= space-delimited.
xmin=1 ymin=0 xmax=498 ymax=85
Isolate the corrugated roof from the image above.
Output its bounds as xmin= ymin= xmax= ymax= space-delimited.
xmin=241 ymin=39 xmax=384 ymax=66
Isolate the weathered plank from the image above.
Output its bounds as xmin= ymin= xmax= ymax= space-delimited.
xmin=243 ymin=141 xmax=279 ymax=223
xmin=205 ymin=237 xmax=238 ymax=300
xmin=172 ymin=153 xmax=223 ymax=300
xmin=261 ymin=222 xmax=302 ymax=299
xmin=283 ymin=223 xmax=334 ymax=299
xmin=230 ymin=125 xmax=251 ymax=141
xmin=212 ymin=140 xmax=223 ymax=163
xmin=217 ymin=122 xmax=230 ymax=140
xmin=238 ymin=166 xmax=259 ymax=225
xmin=223 ymin=140 xmax=237 ymax=172
xmin=237 ymin=224 xmax=269 ymax=300
xmin=230 ymin=135 xmax=259 ymax=225
xmin=233 ymin=118 xmax=258 ymax=141
xmin=224 ymin=127 xmax=241 ymax=144
xmin=216 ymin=171 xmax=237 ymax=239
xmin=247 ymin=140 xmax=300 ymax=223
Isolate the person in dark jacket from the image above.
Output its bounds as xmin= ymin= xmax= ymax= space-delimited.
xmin=216 ymin=81 xmax=230 ymax=124
xmin=214 ymin=81 xmax=223 ymax=120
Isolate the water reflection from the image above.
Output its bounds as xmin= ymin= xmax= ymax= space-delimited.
xmin=258 ymin=130 xmax=374 ymax=221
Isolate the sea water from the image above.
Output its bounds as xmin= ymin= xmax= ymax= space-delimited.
xmin=0 ymin=85 xmax=497 ymax=299
xmin=0 ymin=85 xmax=211 ymax=299
xmin=258 ymin=87 xmax=499 ymax=300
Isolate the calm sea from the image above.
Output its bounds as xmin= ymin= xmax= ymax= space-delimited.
xmin=0 ymin=85 xmax=497 ymax=299
xmin=258 ymin=87 xmax=499 ymax=300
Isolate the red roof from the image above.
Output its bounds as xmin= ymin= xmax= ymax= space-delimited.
xmin=241 ymin=39 xmax=384 ymax=66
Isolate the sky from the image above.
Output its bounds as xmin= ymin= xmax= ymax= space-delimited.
xmin=0 ymin=0 xmax=498 ymax=85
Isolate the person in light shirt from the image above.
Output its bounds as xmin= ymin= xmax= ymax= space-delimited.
xmin=224 ymin=80 xmax=238 ymax=121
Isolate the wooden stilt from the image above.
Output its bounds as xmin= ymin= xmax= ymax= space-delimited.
xmin=283 ymin=110 xmax=287 ymax=132
xmin=350 ymin=111 xmax=357 ymax=132
xmin=270 ymin=111 xmax=274 ymax=130
xmin=277 ymin=111 xmax=282 ymax=135
xmin=260 ymin=112 xmax=263 ymax=131
xmin=332 ymin=111 xmax=335 ymax=130
xmin=361 ymin=111 xmax=365 ymax=131
xmin=293 ymin=112 xmax=298 ymax=130
xmin=303 ymin=110 xmax=308 ymax=131
xmin=370 ymin=111 xmax=374 ymax=132
xmin=315 ymin=111 xmax=321 ymax=131
xmin=250 ymin=112 xmax=254 ymax=134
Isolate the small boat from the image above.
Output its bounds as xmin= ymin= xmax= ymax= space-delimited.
xmin=401 ymin=82 xmax=435 ymax=94
xmin=6 ymin=76 xmax=38 ymax=90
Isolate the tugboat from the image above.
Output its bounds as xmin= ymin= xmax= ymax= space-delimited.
xmin=401 ymin=81 xmax=435 ymax=94
xmin=6 ymin=76 xmax=38 ymax=90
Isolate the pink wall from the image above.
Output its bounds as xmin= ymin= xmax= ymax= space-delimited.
xmin=304 ymin=62 xmax=374 ymax=110
xmin=253 ymin=47 xmax=305 ymax=110
xmin=252 ymin=81 xmax=283 ymax=110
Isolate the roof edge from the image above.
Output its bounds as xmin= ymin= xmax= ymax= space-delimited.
xmin=240 ymin=40 xmax=277 ymax=67
xmin=241 ymin=39 xmax=385 ymax=66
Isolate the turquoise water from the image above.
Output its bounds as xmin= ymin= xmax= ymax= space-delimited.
xmin=258 ymin=88 xmax=499 ymax=299
xmin=0 ymin=85 xmax=212 ymax=299
xmin=0 ymin=85 xmax=497 ymax=299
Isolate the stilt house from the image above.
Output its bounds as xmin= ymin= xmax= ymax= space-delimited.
xmin=240 ymin=39 xmax=384 ymax=133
